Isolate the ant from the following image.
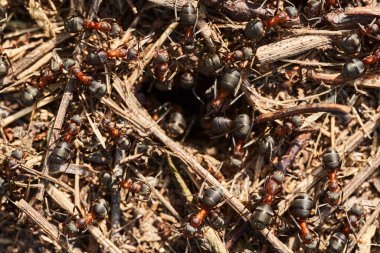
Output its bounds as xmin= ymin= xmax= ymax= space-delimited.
xmin=152 ymin=48 xmax=177 ymax=90
xmin=63 ymin=198 xmax=110 ymax=236
xmin=101 ymin=118 xmax=132 ymax=150
xmin=327 ymin=204 xmax=364 ymax=253
xmin=321 ymin=148 xmax=342 ymax=206
xmin=274 ymin=116 xmax=302 ymax=138
xmin=85 ymin=46 xmax=140 ymax=66
xmin=207 ymin=68 xmax=241 ymax=112
xmin=252 ymin=170 xmax=285 ymax=229
xmin=61 ymin=58 xmax=106 ymax=98
xmin=291 ymin=193 xmax=319 ymax=250
xmin=178 ymin=3 xmax=197 ymax=53
xmin=166 ymin=108 xmax=187 ymax=139
xmin=230 ymin=114 xmax=252 ymax=159
xmin=182 ymin=186 xmax=223 ymax=237
xmin=100 ymin=171 xmax=152 ymax=201
xmin=245 ymin=7 xmax=299 ymax=41
xmin=205 ymin=114 xmax=251 ymax=165
xmin=48 ymin=115 xmax=82 ymax=169
xmin=19 ymin=68 xmax=54 ymax=106
xmin=64 ymin=15 xmax=122 ymax=38
xmin=0 ymin=149 xmax=24 ymax=181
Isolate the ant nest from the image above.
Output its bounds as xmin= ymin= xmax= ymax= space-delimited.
xmin=0 ymin=1 xmax=379 ymax=253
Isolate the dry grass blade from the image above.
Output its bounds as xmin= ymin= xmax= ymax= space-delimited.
xmin=25 ymin=0 xmax=55 ymax=37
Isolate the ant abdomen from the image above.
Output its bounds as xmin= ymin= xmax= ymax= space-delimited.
xmin=292 ymin=193 xmax=313 ymax=219
xmin=211 ymin=116 xmax=232 ymax=134
xmin=232 ymin=114 xmax=251 ymax=139
xmin=322 ymin=148 xmax=341 ymax=171
xmin=343 ymin=59 xmax=365 ymax=79
xmin=90 ymin=198 xmax=110 ymax=220
xmin=219 ymin=68 xmax=241 ymax=91
xmin=179 ymin=3 xmax=197 ymax=26
xmin=327 ymin=232 xmax=347 ymax=253
xmin=64 ymin=16 xmax=84 ymax=33
xmin=252 ymin=203 xmax=274 ymax=230
xmin=19 ymin=86 xmax=40 ymax=106
xmin=202 ymin=186 xmax=223 ymax=209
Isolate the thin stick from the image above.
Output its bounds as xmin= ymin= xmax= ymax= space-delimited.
xmin=13 ymin=199 xmax=74 ymax=252
xmin=129 ymin=164 xmax=181 ymax=220
xmin=1 ymin=33 xmax=71 ymax=87
xmin=255 ymin=104 xmax=351 ymax=124
xmin=1 ymin=95 xmax=56 ymax=127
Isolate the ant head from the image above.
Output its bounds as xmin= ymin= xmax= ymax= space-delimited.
xmin=62 ymin=58 xmax=76 ymax=71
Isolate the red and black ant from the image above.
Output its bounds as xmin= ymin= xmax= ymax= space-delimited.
xmin=245 ymin=6 xmax=299 ymax=41
xmin=101 ymin=118 xmax=132 ymax=150
xmin=321 ymin=148 xmax=343 ymax=206
xmin=152 ymin=48 xmax=177 ymax=90
xmin=61 ymin=58 xmax=107 ymax=98
xmin=327 ymin=204 xmax=364 ymax=253
xmin=291 ymin=193 xmax=319 ymax=250
xmin=47 ymin=115 xmax=82 ymax=169
xmin=207 ymin=68 xmax=241 ymax=112
xmin=63 ymin=198 xmax=110 ymax=236
xmin=18 ymin=67 xmax=55 ymax=106
xmin=100 ymin=171 xmax=152 ymax=202
xmin=85 ymin=46 xmax=140 ymax=66
xmin=182 ymin=186 xmax=224 ymax=237
xmin=64 ymin=15 xmax=122 ymax=38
